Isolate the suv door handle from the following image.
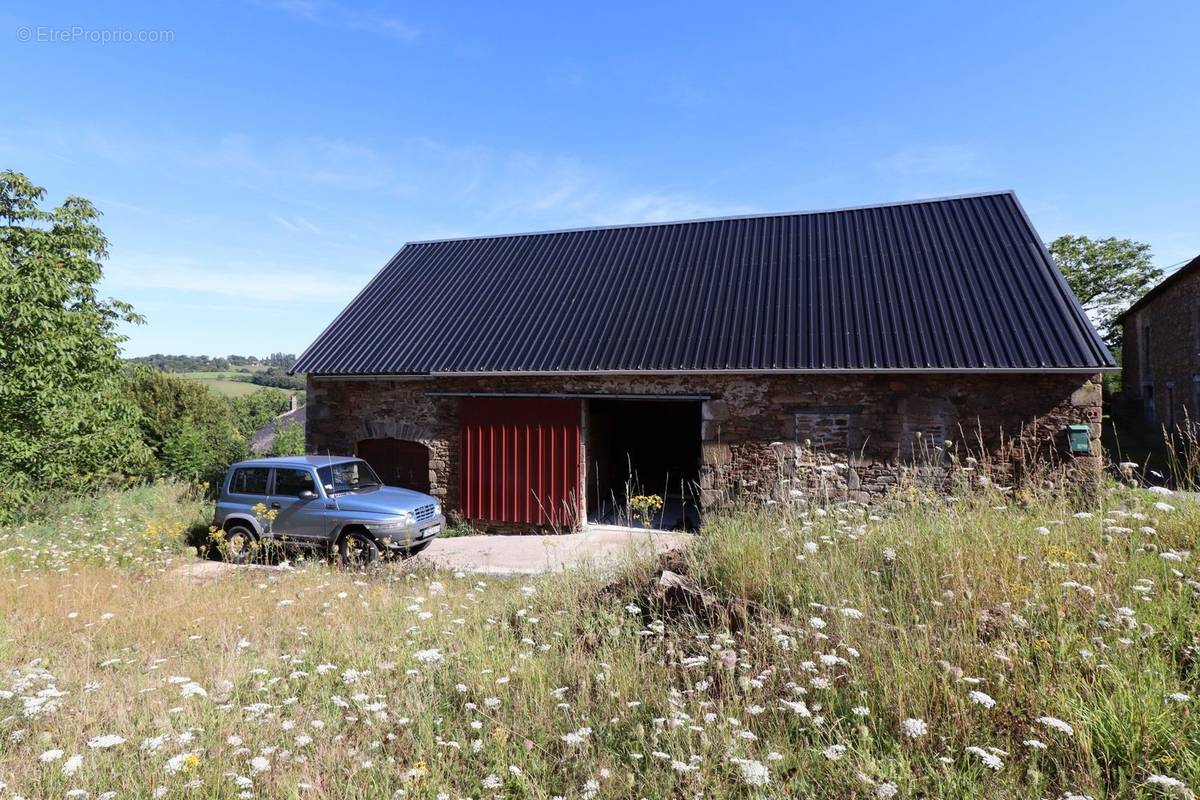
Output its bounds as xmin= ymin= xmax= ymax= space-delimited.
xmin=270 ymin=502 xmax=281 ymax=509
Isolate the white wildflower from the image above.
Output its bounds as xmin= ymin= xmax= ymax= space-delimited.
xmin=1037 ymin=716 xmax=1074 ymax=736
xmin=141 ymin=735 xmax=168 ymax=752
xmin=901 ymin=717 xmax=928 ymax=739
xmin=561 ymin=727 xmax=592 ymax=746
xmin=413 ymin=648 xmax=443 ymax=664
xmin=780 ymin=699 xmax=811 ymax=716
xmin=731 ymin=758 xmax=770 ymax=787
xmin=87 ymin=734 xmax=126 ymax=749
xmin=965 ymin=745 xmax=1003 ymax=770
xmin=1145 ymin=774 xmax=1191 ymax=797
xmin=968 ymin=690 xmax=997 ymax=709
xmin=822 ymin=744 xmax=847 ymax=761
xmin=165 ymin=752 xmax=199 ymax=774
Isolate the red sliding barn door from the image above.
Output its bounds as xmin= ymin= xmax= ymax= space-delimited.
xmin=459 ymin=397 xmax=581 ymax=526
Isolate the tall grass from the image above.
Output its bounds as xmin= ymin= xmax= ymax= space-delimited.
xmin=0 ymin=481 xmax=209 ymax=570
xmin=0 ymin=482 xmax=1196 ymax=798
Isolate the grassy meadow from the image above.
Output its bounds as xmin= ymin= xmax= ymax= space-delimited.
xmin=0 ymin=482 xmax=1197 ymax=799
xmin=177 ymin=371 xmax=292 ymax=399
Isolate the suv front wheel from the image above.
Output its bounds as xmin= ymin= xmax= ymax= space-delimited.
xmin=214 ymin=522 xmax=258 ymax=564
xmin=337 ymin=529 xmax=380 ymax=568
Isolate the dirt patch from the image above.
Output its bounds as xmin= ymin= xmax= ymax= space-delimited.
xmin=168 ymin=559 xmax=286 ymax=583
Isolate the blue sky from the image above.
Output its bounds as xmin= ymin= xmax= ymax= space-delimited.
xmin=3 ymin=1 xmax=1198 ymax=357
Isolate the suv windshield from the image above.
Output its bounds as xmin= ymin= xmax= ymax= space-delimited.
xmin=317 ymin=460 xmax=382 ymax=494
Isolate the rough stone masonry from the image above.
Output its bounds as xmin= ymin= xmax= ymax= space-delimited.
xmin=306 ymin=372 xmax=1103 ymax=529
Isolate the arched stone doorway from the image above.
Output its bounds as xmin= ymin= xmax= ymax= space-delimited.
xmin=356 ymin=438 xmax=431 ymax=493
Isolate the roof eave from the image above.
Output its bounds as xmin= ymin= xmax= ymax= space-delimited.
xmin=307 ymin=366 xmax=1117 ymax=380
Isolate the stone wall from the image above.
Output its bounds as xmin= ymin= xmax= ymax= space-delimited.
xmin=1122 ymin=267 xmax=1200 ymax=427
xmin=306 ymin=372 xmax=1103 ymax=529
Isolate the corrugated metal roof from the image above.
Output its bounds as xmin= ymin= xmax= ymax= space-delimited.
xmin=1114 ymin=253 xmax=1200 ymax=323
xmin=293 ymin=191 xmax=1114 ymax=375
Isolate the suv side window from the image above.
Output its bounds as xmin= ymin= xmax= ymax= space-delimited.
xmin=229 ymin=467 xmax=270 ymax=496
xmin=273 ymin=468 xmax=317 ymax=497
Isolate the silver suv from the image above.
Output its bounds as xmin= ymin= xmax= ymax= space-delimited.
xmin=212 ymin=455 xmax=444 ymax=564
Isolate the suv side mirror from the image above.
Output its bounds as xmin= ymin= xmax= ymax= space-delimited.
xmin=299 ymin=490 xmax=317 ymax=500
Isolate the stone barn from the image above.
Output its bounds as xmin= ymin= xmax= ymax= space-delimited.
xmin=293 ymin=192 xmax=1113 ymax=531
xmin=1117 ymin=253 xmax=1200 ymax=428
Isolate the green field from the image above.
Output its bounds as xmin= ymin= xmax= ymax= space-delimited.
xmin=177 ymin=370 xmax=294 ymax=398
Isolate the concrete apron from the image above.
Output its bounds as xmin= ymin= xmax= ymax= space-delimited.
xmin=415 ymin=526 xmax=692 ymax=577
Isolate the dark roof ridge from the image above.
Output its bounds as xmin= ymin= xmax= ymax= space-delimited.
xmin=1115 ymin=253 xmax=1200 ymax=323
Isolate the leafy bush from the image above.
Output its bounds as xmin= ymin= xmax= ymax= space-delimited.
xmin=230 ymin=388 xmax=294 ymax=436
xmin=126 ymin=368 xmax=247 ymax=484
xmin=269 ymin=420 xmax=306 ymax=456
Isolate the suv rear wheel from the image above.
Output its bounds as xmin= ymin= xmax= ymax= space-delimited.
xmin=337 ymin=529 xmax=380 ymax=568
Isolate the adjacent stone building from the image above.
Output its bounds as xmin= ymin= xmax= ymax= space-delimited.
xmin=294 ymin=192 xmax=1114 ymax=531
xmin=1117 ymin=254 xmax=1200 ymax=429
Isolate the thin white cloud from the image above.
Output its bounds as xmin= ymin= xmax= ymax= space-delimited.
xmin=592 ymin=193 xmax=755 ymax=225
xmin=9 ymin=121 xmax=748 ymax=355
xmin=104 ymin=254 xmax=353 ymax=305
xmin=256 ymin=0 xmax=420 ymax=41
xmin=272 ymin=214 xmax=326 ymax=235
xmin=3 ymin=122 xmax=741 ymax=234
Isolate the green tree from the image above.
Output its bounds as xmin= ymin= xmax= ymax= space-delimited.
xmin=1049 ymin=235 xmax=1162 ymax=346
xmin=230 ymin=388 xmax=293 ymax=437
xmin=126 ymin=368 xmax=247 ymax=486
xmin=0 ymin=171 xmax=152 ymax=519
xmin=269 ymin=421 xmax=306 ymax=457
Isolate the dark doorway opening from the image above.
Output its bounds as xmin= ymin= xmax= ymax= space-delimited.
xmin=356 ymin=437 xmax=431 ymax=493
xmin=585 ymin=398 xmax=702 ymax=531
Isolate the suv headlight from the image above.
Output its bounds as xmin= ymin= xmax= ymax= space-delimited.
xmin=367 ymin=514 xmax=412 ymax=535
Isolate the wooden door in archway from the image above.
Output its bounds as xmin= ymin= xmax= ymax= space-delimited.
xmin=355 ymin=438 xmax=431 ymax=493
